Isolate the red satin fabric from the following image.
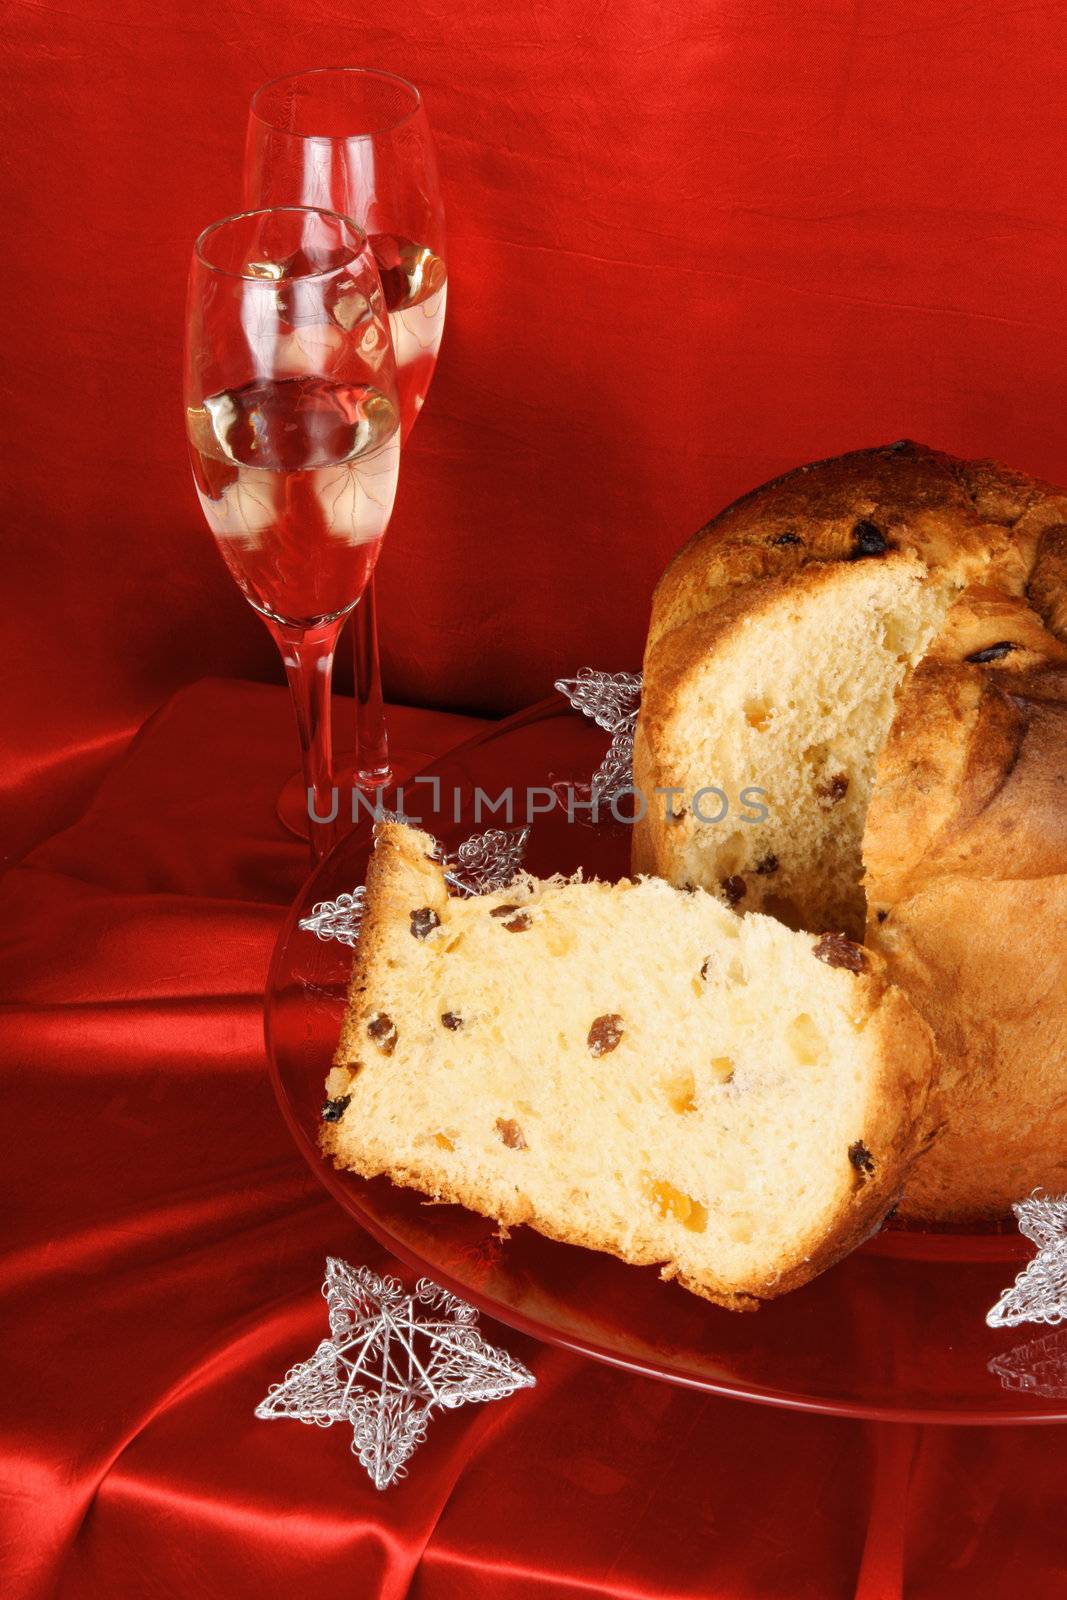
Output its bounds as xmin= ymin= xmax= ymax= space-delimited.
xmin=7 ymin=0 xmax=1067 ymax=1590
xmin=6 ymin=0 xmax=1067 ymax=857
xmin=1 ymin=679 xmax=1065 ymax=1599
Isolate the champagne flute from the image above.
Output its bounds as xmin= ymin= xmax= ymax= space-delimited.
xmin=245 ymin=68 xmax=447 ymax=815
xmin=184 ymin=206 xmax=401 ymax=864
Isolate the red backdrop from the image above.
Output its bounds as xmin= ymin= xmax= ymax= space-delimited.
xmin=4 ymin=9 xmax=1067 ymax=1593
xmin=5 ymin=1 xmax=1067 ymax=850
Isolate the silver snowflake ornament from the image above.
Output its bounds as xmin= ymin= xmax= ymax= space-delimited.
xmin=444 ymin=825 xmax=531 ymax=897
xmin=987 ymin=1192 xmax=1067 ymax=1328
xmin=255 ymin=1259 xmax=535 ymax=1489
xmin=299 ymin=888 xmax=367 ymax=949
xmin=300 ymin=825 xmax=529 ymax=947
xmin=555 ymin=668 xmax=642 ymax=735
xmin=988 ymin=1327 xmax=1067 ymax=1399
xmin=590 ymin=729 xmax=636 ymax=807
xmin=555 ymin=668 xmax=643 ymax=810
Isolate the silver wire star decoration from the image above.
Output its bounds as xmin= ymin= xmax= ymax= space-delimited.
xmin=554 ymin=668 xmax=642 ymax=808
xmin=987 ymin=1192 xmax=1067 ymax=1328
xmin=299 ymin=889 xmax=366 ymax=949
xmin=255 ymin=1259 xmax=535 ymax=1489
xmin=988 ymin=1326 xmax=1067 ymax=1398
xmin=444 ymin=825 xmax=532 ymax=895
xmin=299 ymin=825 xmax=530 ymax=948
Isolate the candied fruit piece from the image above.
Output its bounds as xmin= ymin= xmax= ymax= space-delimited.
xmin=496 ymin=1118 xmax=527 ymax=1150
xmin=786 ymin=1013 xmax=825 ymax=1066
xmin=664 ymin=1071 xmax=697 ymax=1114
xmin=410 ymin=907 xmax=440 ymax=939
xmin=645 ymin=1179 xmax=708 ymax=1233
xmin=965 ymin=640 xmax=1016 ymax=664
xmin=813 ymin=932 xmax=866 ymax=972
xmin=849 ymin=1140 xmax=876 ymax=1182
xmin=502 ymin=912 xmax=532 ymax=932
xmin=489 ymin=903 xmax=521 ymax=918
xmin=366 ymin=1011 xmax=398 ymax=1056
xmin=434 ymin=1131 xmax=455 ymax=1151
xmin=588 ymin=1014 xmax=624 ymax=1056
xmin=849 ymin=520 xmax=890 ymax=558
xmin=816 ymin=773 xmax=849 ymax=808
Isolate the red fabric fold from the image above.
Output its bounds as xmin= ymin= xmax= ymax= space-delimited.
xmin=2 ymin=679 xmax=1066 ymax=1599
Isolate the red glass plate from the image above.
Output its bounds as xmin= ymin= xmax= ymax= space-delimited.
xmin=265 ymin=697 xmax=1066 ymax=1423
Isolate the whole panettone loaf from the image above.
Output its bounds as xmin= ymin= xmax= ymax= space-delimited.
xmin=633 ymin=441 xmax=1067 ymax=1220
xmin=323 ymin=823 xmax=934 ymax=1310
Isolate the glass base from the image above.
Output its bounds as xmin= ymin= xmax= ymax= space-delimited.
xmin=276 ymin=760 xmax=397 ymax=841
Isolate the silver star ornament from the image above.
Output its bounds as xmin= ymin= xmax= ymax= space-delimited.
xmin=554 ymin=667 xmax=642 ymax=735
xmin=256 ymin=1260 xmax=535 ymax=1489
xmin=989 ymin=1327 xmax=1067 ymax=1398
xmin=299 ymin=825 xmax=529 ymax=948
xmin=554 ymin=668 xmax=642 ymax=807
xmin=987 ymin=1191 xmax=1067 ymax=1328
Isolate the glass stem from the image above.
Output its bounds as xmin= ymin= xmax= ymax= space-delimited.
xmin=267 ymin=616 xmax=345 ymax=864
xmin=352 ymin=577 xmax=393 ymax=790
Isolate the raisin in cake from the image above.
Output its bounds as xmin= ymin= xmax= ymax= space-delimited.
xmin=323 ymin=823 xmax=933 ymax=1310
xmin=633 ymin=440 xmax=1067 ymax=1219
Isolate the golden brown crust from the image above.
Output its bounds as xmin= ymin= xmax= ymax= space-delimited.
xmin=646 ymin=441 xmax=1003 ymax=655
xmin=321 ymin=822 xmax=446 ymax=1162
xmin=647 ymin=441 xmax=1067 ymax=657
xmin=866 ymin=642 xmax=1067 ymax=1219
xmin=865 ymin=653 xmax=1067 ymax=904
xmin=1027 ymin=523 xmax=1067 ymax=644
xmin=874 ymin=876 xmax=1067 ymax=1220
xmin=636 ymin=440 xmax=1067 ymax=1221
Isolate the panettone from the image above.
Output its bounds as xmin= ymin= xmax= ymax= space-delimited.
xmin=633 ymin=441 xmax=1067 ymax=1219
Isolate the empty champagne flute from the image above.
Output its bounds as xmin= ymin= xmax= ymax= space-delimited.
xmin=184 ymin=206 xmax=401 ymax=863
xmin=245 ymin=68 xmax=447 ymax=817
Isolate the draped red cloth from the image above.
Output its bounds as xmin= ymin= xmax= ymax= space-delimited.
xmin=7 ymin=0 xmax=1067 ymax=1590
xmin=1 ymin=679 xmax=1065 ymax=1599
xmin=7 ymin=0 xmax=1067 ymax=860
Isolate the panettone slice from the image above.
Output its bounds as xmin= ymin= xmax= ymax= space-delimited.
xmin=322 ymin=823 xmax=934 ymax=1310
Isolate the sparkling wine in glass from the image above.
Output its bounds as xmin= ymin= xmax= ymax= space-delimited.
xmin=371 ymin=228 xmax=447 ymax=440
xmin=184 ymin=206 xmax=400 ymax=863
xmin=245 ymin=68 xmax=447 ymax=805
